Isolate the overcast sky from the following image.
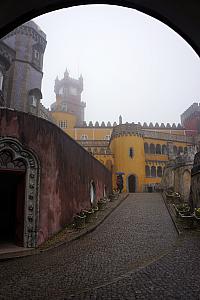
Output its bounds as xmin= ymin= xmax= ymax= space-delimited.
xmin=34 ymin=5 xmax=200 ymax=125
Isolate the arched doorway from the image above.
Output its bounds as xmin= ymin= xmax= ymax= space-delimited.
xmin=0 ymin=138 xmax=40 ymax=248
xmin=127 ymin=174 xmax=137 ymax=193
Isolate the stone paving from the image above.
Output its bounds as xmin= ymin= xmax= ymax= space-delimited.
xmin=1 ymin=193 xmax=199 ymax=299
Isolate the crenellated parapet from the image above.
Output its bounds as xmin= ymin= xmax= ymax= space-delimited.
xmin=140 ymin=122 xmax=183 ymax=129
xmin=111 ymin=123 xmax=143 ymax=139
xmin=79 ymin=121 xmax=116 ymax=128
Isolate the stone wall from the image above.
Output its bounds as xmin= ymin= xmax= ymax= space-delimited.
xmin=0 ymin=108 xmax=112 ymax=245
xmin=191 ymin=152 xmax=200 ymax=208
xmin=161 ymin=152 xmax=195 ymax=201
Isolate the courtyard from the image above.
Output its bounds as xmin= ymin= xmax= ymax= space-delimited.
xmin=1 ymin=193 xmax=200 ymax=299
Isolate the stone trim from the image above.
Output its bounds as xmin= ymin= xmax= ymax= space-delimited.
xmin=0 ymin=137 xmax=40 ymax=248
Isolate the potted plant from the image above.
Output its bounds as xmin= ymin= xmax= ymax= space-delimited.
xmin=98 ymin=198 xmax=107 ymax=210
xmin=83 ymin=208 xmax=95 ymax=223
xmin=74 ymin=211 xmax=86 ymax=229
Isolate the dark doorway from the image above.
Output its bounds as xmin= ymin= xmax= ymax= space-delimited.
xmin=0 ymin=170 xmax=25 ymax=246
xmin=128 ymin=175 xmax=136 ymax=193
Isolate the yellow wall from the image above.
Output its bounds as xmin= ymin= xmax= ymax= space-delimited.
xmin=74 ymin=128 xmax=113 ymax=140
xmin=110 ymin=135 xmax=145 ymax=192
xmin=51 ymin=111 xmax=77 ymax=138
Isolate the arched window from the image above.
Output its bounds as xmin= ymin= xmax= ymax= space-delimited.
xmin=151 ymin=166 xmax=156 ymax=177
xmin=93 ymin=147 xmax=98 ymax=154
xmin=144 ymin=143 xmax=149 ymax=153
xmin=156 ymin=144 xmax=161 ymax=154
xmin=150 ymin=144 xmax=155 ymax=154
xmin=178 ymin=146 xmax=183 ymax=154
xmin=157 ymin=166 xmax=162 ymax=177
xmin=162 ymin=144 xmax=167 ymax=155
xmin=103 ymin=135 xmax=111 ymax=140
xmin=145 ymin=165 xmax=150 ymax=177
xmin=129 ymin=147 xmax=134 ymax=158
xmin=80 ymin=134 xmax=88 ymax=140
xmin=100 ymin=148 xmax=106 ymax=154
xmin=173 ymin=145 xmax=177 ymax=155
xmin=184 ymin=147 xmax=188 ymax=153
xmin=88 ymin=147 xmax=92 ymax=154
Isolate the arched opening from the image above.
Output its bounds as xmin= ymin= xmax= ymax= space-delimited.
xmin=162 ymin=144 xmax=167 ymax=155
xmin=145 ymin=165 xmax=150 ymax=177
xmin=150 ymin=144 xmax=155 ymax=154
xmin=178 ymin=146 xmax=183 ymax=154
xmin=151 ymin=166 xmax=156 ymax=177
xmin=127 ymin=174 xmax=137 ymax=193
xmin=156 ymin=144 xmax=161 ymax=154
xmin=157 ymin=166 xmax=162 ymax=177
xmin=0 ymin=151 xmax=26 ymax=246
xmin=144 ymin=142 xmax=149 ymax=154
xmin=173 ymin=145 xmax=177 ymax=155
xmin=0 ymin=138 xmax=40 ymax=248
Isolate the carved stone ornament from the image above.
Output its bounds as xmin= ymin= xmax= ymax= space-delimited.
xmin=0 ymin=137 xmax=40 ymax=248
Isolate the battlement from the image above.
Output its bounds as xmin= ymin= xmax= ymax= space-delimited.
xmin=79 ymin=121 xmax=116 ymax=128
xmin=77 ymin=121 xmax=183 ymax=129
xmin=111 ymin=123 xmax=194 ymax=143
xmin=140 ymin=122 xmax=183 ymax=130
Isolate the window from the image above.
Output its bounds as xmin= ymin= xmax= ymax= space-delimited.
xmin=129 ymin=147 xmax=134 ymax=158
xmin=104 ymin=135 xmax=111 ymax=140
xmin=184 ymin=147 xmax=188 ymax=153
xmin=0 ymin=70 xmax=3 ymax=91
xmin=156 ymin=144 xmax=161 ymax=154
xmin=157 ymin=166 xmax=162 ymax=177
xmin=80 ymin=134 xmax=88 ymax=140
xmin=162 ymin=144 xmax=167 ymax=155
xmin=145 ymin=165 xmax=150 ymax=177
xmin=144 ymin=143 xmax=149 ymax=154
xmin=30 ymin=95 xmax=37 ymax=107
xmin=150 ymin=144 xmax=156 ymax=154
xmin=178 ymin=146 xmax=183 ymax=154
xmin=34 ymin=49 xmax=40 ymax=60
xmin=58 ymin=120 xmax=67 ymax=129
xmin=151 ymin=166 xmax=156 ymax=177
xmin=173 ymin=145 xmax=177 ymax=155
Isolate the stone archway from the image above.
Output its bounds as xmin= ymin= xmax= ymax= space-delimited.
xmin=0 ymin=137 xmax=40 ymax=247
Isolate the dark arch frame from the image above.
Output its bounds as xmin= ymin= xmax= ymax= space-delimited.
xmin=0 ymin=1 xmax=200 ymax=59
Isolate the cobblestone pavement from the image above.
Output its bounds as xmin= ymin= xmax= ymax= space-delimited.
xmin=1 ymin=193 xmax=196 ymax=299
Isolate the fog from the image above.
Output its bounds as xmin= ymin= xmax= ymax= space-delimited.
xmin=34 ymin=5 xmax=200 ymax=125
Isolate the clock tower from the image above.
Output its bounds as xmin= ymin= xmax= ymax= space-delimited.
xmin=51 ymin=68 xmax=86 ymax=126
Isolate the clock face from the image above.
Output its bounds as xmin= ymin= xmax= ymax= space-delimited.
xmin=70 ymin=87 xmax=77 ymax=96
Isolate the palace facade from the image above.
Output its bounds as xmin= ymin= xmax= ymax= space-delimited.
xmin=51 ymin=70 xmax=197 ymax=193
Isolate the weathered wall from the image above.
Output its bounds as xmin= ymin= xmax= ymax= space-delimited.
xmin=161 ymin=154 xmax=194 ymax=202
xmin=0 ymin=108 xmax=112 ymax=245
xmin=191 ymin=152 xmax=200 ymax=209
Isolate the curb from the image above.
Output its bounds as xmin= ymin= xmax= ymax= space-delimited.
xmin=0 ymin=193 xmax=129 ymax=261
xmin=162 ymin=192 xmax=181 ymax=235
